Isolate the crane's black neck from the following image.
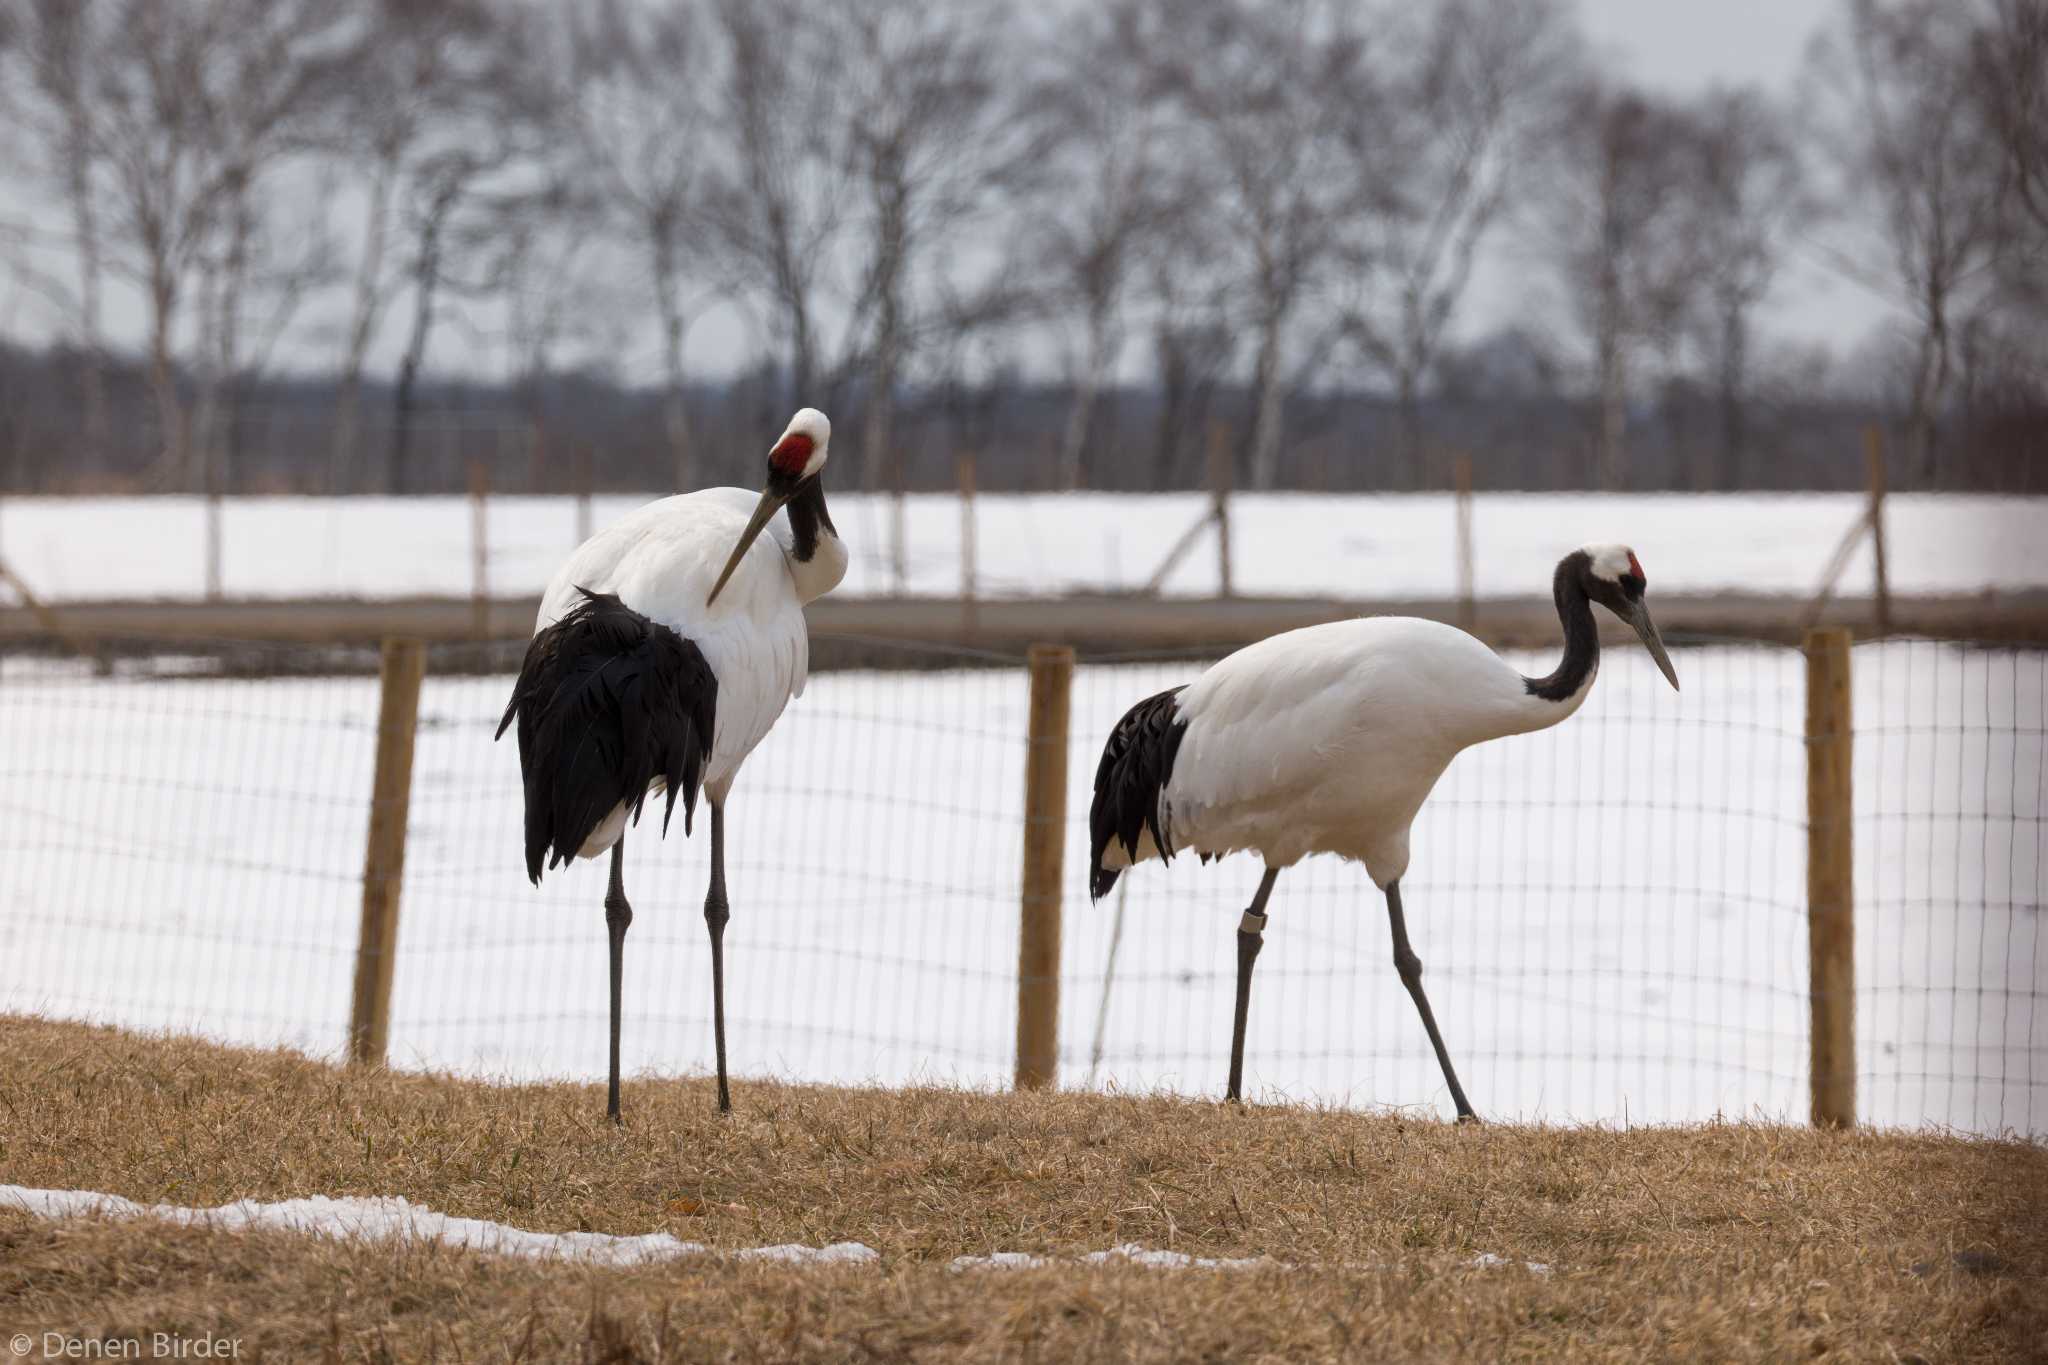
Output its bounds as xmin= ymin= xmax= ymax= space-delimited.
xmin=1523 ymin=553 xmax=1599 ymax=703
xmin=785 ymin=476 xmax=836 ymax=563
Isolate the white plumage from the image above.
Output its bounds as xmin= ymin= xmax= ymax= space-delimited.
xmin=538 ymin=482 xmax=844 ymax=852
xmin=1088 ymin=543 xmax=1680 ymax=1121
xmin=500 ymin=406 xmax=844 ymax=1120
xmin=1105 ymin=615 xmax=1596 ymax=887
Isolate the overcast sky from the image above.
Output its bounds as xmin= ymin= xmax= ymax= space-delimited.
xmin=0 ymin=0 xmax=1890 ymax=389
xmin=1580 ymin=0 xmax=1826 ymax=92
xmin=1502 ymin=0 xmax=1887 ymax=365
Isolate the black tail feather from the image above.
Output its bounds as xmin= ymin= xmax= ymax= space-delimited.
xmin=1088 ymin=685 xmax=1188 ymax=900
xmin=497 ymin=589 xmax=717 ymax=884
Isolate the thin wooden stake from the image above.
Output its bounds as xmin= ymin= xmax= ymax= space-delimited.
xmin=0 ymin=555 xmax=99 ymax=665
xmin=468 ymin=458 xmax=489 ymax=640
xmin=1865 ymin=427 xmax=1890 ymax=636
xmin=350 ymin=637 xmax=426 ymax=1066
xmin=1085 ymin=878 xmax=1130 ymax=1090
xmin=958 ymin=452 xmax=978 ymax=631
xmin=1804 ymin=626 xmax=1855 ymax=1128
xmin=1209 ymin=422 xmax=1234 ymax=599
xmin=1805 ymin=429 xmax=1895 ymax=628
xmin=575 ymin=443 xmax=594 ymax=546
xmin=1453 ymin=453 xmax=1475 ymax=633
xmin=204 ymin=491 xmax=223 ymax=603
xmin=1143 ymin=512 xmax=1211 ymax=596
xmin=1142 ymin=423 xmax=1236 ymax=596
xmin=1016 ymin=643 xmax=1074 ymax=1091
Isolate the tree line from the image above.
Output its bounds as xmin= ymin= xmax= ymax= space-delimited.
xmin=0 ymin=0 xmax=2041 ymax=496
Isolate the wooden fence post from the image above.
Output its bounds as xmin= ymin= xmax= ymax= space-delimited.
xmin=1804 ymin=627 xmax=1855 ymax=1127
xmin=349 ymin=637 xmax=426 ymax=1066
xmin=1016 ymin=643 xmax=1074 ymax=1091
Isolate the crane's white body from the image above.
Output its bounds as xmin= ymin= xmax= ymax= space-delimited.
xmin=1104 ymin=617 xmax=1594 ymax=888
xmin=536 ymin=485 xmax=847 ymax=851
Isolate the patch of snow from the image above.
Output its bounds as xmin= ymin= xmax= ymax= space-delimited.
xmin=952 ymin=1245 xmax=1274 ymax=1271
xmin=1083 ymin=1243 xmax=1276 ymax=1270
xmin=1464 ymin=1252 xmax=1552 ymax=1275
xmin=4 ymin=1187 xmax=1551 ymax=1276
xmin=950 ymin=1245 xmax=1553 ymax=1274
xmin=734 ymin=1241 xmax=881 ymax=1265
xmin=950 ymin=1250 xmax=1052 ymax=1271
xmin=0 ymin=1185 xmax=877 ymax=1268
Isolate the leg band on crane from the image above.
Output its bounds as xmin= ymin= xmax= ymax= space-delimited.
xmin=1239 ymin=911 xmax=1267 ymax=935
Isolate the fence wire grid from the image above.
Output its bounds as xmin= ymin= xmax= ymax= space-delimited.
xmin=0 ymin=635 xmax=2039 ymax=1137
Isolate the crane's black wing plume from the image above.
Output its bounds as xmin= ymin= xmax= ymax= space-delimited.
xmin=496 ymin=589 xmax=718 ymax=884
xmin=1088 ymin=685 xmax=1188 ymax=900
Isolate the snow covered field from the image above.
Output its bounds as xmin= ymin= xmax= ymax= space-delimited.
xmin=0 ymin=491 xmax=2040 ymax=601
xmin=1 ymin=641 xmax=2038 ymax=1136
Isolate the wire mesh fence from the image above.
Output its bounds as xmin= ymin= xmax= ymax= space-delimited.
xmin=0 ymin=634 xmax=2039 ymax=1137
xmin=1853 ymin=639 xmax=2044 ymax=1136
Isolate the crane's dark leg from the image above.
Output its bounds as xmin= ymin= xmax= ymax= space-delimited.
xmin=604 ymin=838 xmax=632 ymax=1124
xmin=703 ymin=800 xmax=732 ymax=1113
xmin=1226 ymin=866 xmax=1281 ymax=1103
xmin=1385 ymin=880 xmax=1478 ymax=1123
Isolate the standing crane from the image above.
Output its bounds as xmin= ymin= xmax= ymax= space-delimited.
xmin=497 ymin=408 xmax=846 ymax=1122
xmin=1088 ymin=544 xmax=1680 ymax=1122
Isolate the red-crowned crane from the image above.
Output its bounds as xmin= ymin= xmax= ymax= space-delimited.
xmin=497 ymin=408 xmax=845 ymax=1122
xmin=1088 ymin=544 xmax=1681 ymax=1123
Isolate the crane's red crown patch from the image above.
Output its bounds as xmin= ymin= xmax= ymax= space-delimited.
xmin=1627 ymin=550 xmax=1645 ymax=582
xmin=769 ymin=432 xmax=815 ymax=476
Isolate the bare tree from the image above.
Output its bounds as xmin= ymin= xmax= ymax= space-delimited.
xmin=704 ymin=0 xmax=851 ymax=409
xmin=480 ymin=175 xmax=623 ymax=489
xmin=188 ymin=173 xmax=337 ymax=495
xmin=383 ymin=11 xmax=552 ymax=493
xmin=1147 ymin=210 xmax=1238 ymax=488
xmin=328 ymin=0 xmax=500 ymax=491
xmin=1014 ymin=0 xmax=1176 ymax=490
xmin=1807 ymin=0 xmax=2008 ymax=481
xmin=831 ymin=0 xmax=1018 ymax=506
xmin=1975 ymin=0 xmax=2048 ymax=236
xmin=1676 ymin=89 xmax=1808 ymax=489
xmin=4 ymin=0 xmax=114 ymax=464
xmin=388 ymin=152 xmax=476 ymax=493
xmin=1147 ymin=0 xmax=1377 ymax=490
xmin=561 ymin=0 xmax=717 ymax=489
xmin=1350 ymin=0 xmax=1580 ymax=486
xmin=1539 ymin=82 xmax=1700 ymax=488
xmin=84 ymin=0 xmax=353 ymax=490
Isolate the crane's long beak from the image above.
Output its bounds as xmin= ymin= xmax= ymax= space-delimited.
xmin=706 ymin=487 xmax=786 ymax=607
xmin=1628 ymin=599 xmax=1680 ymax=691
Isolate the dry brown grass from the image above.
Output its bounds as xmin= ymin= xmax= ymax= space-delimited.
xmin=0 ymin=1015 xmax=2041 ymax=1362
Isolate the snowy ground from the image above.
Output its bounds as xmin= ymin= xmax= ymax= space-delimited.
xmin=1 ymin=641 xmax=2038 ymax=1136
xmin=0 ymin=492 xmax=2040 ymax=602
